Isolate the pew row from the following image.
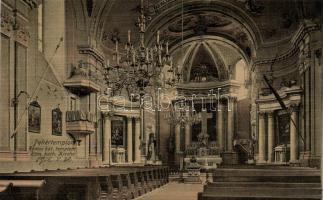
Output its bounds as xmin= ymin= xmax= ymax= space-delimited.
xmin=0 ymin=165 xmax=169 ymax=200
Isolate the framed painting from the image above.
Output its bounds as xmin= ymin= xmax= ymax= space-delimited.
xmin=276 ymin=110 xmax=290 ymax=145
xmin=111 ymin=117 xmax=125 ymax=147
xmin=28 ymin=101 xmax=41 ymax=133
xmin=52 ymin=108 xmax=62 ymax=136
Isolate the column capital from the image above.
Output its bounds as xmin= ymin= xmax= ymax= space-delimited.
xmin=127 ymin=115 xmax=138 ymax=120
xmin=267 ymin=111 xmax=274 ymax=117
xmin=258 ymin=111 xmax=266 ymax=116
xmin=103 ymin=111 xmax=114 ymax=118
xmin=226 ymin=95 xmax=238 ymax=102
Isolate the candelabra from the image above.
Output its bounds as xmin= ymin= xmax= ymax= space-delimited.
xmin=103 ymin=0 xmax=180 ymax=98
xmin=165 ymin=103 xmax=202 ymax=127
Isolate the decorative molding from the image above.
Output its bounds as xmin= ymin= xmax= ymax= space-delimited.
xmin=256 ymin=86 xmax=302 ymax=112
xmin=78 ymin=45 xmax=105 ymax=65
xmin=21 ymin=0 xmax=38 ymax=9
xmin=102 ymin=111 xmax=114 ymax=118
xmin=253 ymin=20 xmax=320 ymax=66
xmin=0 ymin=9 xmax=30 ymax=45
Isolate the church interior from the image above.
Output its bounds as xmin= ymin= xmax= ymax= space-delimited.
xmin=0 ymin=0 xmax=322 ymax=199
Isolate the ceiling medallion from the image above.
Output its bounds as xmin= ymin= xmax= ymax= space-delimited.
xmin=168 ymin=14 xmax=232 ymax=34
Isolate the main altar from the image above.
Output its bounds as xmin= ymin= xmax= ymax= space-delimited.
xmin=166 ymin=80 xmax=242 ymax=170
xmin=184 ymin=132 xmax=222 ymax=170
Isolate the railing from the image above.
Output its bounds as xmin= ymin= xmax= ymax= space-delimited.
xmin=65 ymin=110 xmax=96 ymax=135
xmin=185 ymin=142 xmax=221 ymax=157
xmin=66 ymin=110 xmax=95 ymax=122
xmin=70 ymin=61 xmax=105 ymax=83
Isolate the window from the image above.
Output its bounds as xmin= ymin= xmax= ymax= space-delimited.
xmin=38 ymin=4 xmax=43 ymax=52
xmin=70 ymin=97 xmax=77 ymax=111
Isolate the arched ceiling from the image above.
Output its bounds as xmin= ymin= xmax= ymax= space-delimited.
xmin=171 ymin=37 xmax=243 ymax=83
xmin=97 ymin=0 xmax=306 ymax=59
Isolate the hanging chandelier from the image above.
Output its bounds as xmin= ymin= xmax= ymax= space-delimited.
xmin=103 ymin=0 xmax=178 ymax=98
xmin=164 ymin=101 xmax=202 ymax=127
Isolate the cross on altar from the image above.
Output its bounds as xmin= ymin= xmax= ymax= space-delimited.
xmin=201 ymin=110 xmax=213 ymax=135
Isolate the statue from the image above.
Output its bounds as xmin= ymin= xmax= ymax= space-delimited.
xmin=197 ymin=132 xmax=209 ymax=147
xmin=147 ymin=133 xmax=156 ymax=161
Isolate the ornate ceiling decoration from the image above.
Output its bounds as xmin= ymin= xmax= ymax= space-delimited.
xmin=94 ymin=0 xmax=313 ymax=64
xmin=168 ymin=14 xmax=232 ymax=34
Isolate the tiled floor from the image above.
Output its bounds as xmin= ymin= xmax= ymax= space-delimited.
xmin=135 ymin=182 xmax=203 ymax=200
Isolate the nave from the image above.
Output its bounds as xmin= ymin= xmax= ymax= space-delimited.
xmin=0 ymin=0 xmax=322 ymax=199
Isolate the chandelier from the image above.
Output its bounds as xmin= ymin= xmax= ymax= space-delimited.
xmin=165 ymin=102 xmax=202 ymax=127
xmin=103 ymin=0 xmax=178 ymax=98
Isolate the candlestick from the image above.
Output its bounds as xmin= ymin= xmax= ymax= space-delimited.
xmin=128 ymin=30 xmax=131 ymax=44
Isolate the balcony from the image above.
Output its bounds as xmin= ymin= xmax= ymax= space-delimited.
xmin=66 ymin=110 xmax=95 ymax=137
xmin=64 ymin=61 xmax=102 ymax=95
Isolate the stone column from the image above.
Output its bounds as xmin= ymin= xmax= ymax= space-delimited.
xmin=217 ymin=101 xmax=223 ymax=150
xmin=134 ymin=117 xmax=141 ymax=163
xmin=267 ymin=112 xmax=274 ymax=163
xmin=185 ymin=124 xmax=191 ymax=148
xmin=227 ymin=97 xmax=236 ymax=151
xmin=175 ymin=124 xmax=181 ymax=153
xmin=258 ymin=112 xmax=266 ymax=163
xmin=290 ymin=107 xmax=299 ymax=163
xmin=103 ymin=113 xmax=112 ymax=164
xmin=127 ymin=117 xmax=133 ymax=163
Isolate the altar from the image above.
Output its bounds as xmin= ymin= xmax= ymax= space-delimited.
xmin=184 ymin=132 xmax=222 ymax=170
xmin=170 ymin=80 xmax=241 ymax=169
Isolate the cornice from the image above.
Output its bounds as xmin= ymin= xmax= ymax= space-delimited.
xmin=78 ymin=45 xmax=105 ymax=64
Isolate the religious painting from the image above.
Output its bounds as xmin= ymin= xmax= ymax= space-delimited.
xmin=276 ymin=110 xmax=290 ymax=145
xmin=28 ymin=101 xmax=41 ymax=133
xmin=111 ymin=117 xmax=125 ymax=146
xmin=52 ymin=108 xmax=62 ymax=136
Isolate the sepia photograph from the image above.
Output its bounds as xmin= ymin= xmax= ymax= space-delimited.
xmin=0 ymin=0 xmax=322 ymax=199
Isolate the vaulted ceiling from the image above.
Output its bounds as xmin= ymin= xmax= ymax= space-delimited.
xmin=75 ymin=0 xmax=321 ymax=70
xmin=97 ymin=0 xmax=320 ymax=58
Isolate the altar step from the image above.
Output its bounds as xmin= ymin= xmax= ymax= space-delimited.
xmin=213 ymin=168 xmax=320 ymax=183
xmin=198 ymin=168 xmax=321 ymax=200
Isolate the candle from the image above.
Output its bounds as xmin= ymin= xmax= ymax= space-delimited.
xmin=115 ymin=40 xmax=118 ymax=52
xmin=166 ymin=41 xmax=169 ymax=55
xmin=107 ymin=59 xmax=110 ymax=68
xmin=132 ymin=52 xmax=136 ymax=63
xmin=146 ymin=48 xmax=149 ymax=62
xmin=157 ymin=30 xmax=160 ymax=44
xmin=128 ymin=30 xmax=131 ymax=44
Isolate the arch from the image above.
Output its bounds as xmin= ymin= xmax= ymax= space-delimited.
xmin=145 ymin=0 xmax=262 ymax=54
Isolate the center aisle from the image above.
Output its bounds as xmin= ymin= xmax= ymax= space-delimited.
xmin=135 ymin=182 xmax=203 ymax=200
